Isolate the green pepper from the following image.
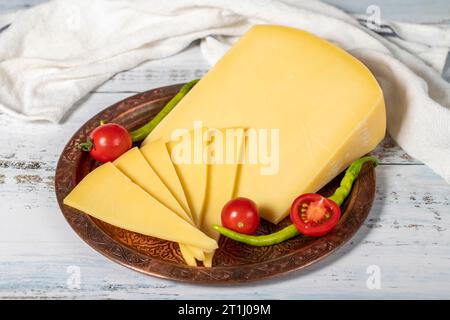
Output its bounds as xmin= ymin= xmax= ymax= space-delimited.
xmin=129 ymin=79 xmax=199 ymax=142
xmin=213 ymin=224 xmax=299 ymax=246
xmin=328 ymin=156 xmax=379 ymax=206
xmin=213 ymin=156 xmax=379 ymax=246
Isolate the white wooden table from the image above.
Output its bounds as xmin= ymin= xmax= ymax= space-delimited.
xmin=1 ymin=0 xmax=449 ymax=299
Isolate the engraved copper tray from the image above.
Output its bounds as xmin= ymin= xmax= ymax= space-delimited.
xmin=55 ymin=83 xmax=376 ymax=284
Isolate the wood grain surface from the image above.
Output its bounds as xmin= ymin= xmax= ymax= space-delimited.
xmin=0 ymin=0 xmax=449 ymax=299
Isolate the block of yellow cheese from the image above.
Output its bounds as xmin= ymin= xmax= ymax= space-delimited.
xmin=143 ymin=25 xmax=386 ymax=224
xmin=166 ymin=127 xmax=208 ymax=227
xmin=113 ymin=147 xmax=205 ymax=265
xmin=63 ymin=162 xmax=217 ymax=250
xmin=140 ymin=139 xmax=192 ymax=219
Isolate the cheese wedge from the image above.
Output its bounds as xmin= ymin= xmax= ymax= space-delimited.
xmin=143 ymin=25 xmax=386 ymax=224
xmin=166 ymin=127 xmax=208 ymax=227
xmin=63 ymin=162 xmax=217 ymax=250
xmin=140 ymin=139 xmax=191 ymax=219
xmin=113 ymin=147 xmax=204 ymax=263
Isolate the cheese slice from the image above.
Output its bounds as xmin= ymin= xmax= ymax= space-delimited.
xmin=203 ymin=252 xmax=213 ymax=268
xmin=139 ymin=139 xmax=209 ymax=263
xmin=113 ymin=147 xmax=204 ymax=263
xmin=200 ymin=128 xmax=245 ymax=267
xmin=63 ymin=162 xmax=217 ymax=250
xmin=113 ymin=147 xmax=190 ymax=222
xmin=180 ymin=244 xmax=205 ymax=261
xmin=201 ymin=128 xmax=245 ymax=239
xmin=140 ymin=139 xmax=191 ymax=219
xmin=178 ymin=244 xmax=197 ymax=267
xmin=166 ymin=127 xmax=208 ymax=227
xmin=143 ymin=25 xmax=386 ymax=224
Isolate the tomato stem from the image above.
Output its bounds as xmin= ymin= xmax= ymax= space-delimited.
xmin=78 ymin=137 xmax=94 ymax=152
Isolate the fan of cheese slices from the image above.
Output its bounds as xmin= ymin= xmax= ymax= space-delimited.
xmin=64 ymin=127 xmax=244 ymax=267
xmin=63 ymin=25 xmax=385 ymax=267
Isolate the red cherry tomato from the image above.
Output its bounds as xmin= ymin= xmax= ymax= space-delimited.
xmin=80 ymin=123 xmax=132 ymax=163
xmin=221 ymin=197 xmax=260 ymax=235
xmin=290 ymin=193 xmax=341 ymax=237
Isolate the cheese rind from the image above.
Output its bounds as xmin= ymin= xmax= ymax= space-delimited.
xmin=143 ymin=25 xmax=386 ymax=224
xmin=63 ymin=162 xmax=217 ymax=250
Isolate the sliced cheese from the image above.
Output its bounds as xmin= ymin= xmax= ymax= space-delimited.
xmin=143 ymin=25 xmax=386 ymax=224
xmin=113 ymin=147 xmax=204 ymax=264
xmin=140 ymin=139 xmax=192 ymax=219
xmin=203 ymin=252 xmax=213 ymax=268
xmin=113 ymin=147 xmax=190 ymax=222
xmin=202 ymin=128 xmax=245 ymax=240
xmin=200 ymin=128 xmax=245 ymax=267
xmin=166 ymin=127 xmax=208 ymax=227
xmin=179 ymin=244 xmax=197 ymax=267
xmin=63 ymin=162 xmax=217 ymax=251
xmin=181 ymin=244 xmax=206 ymax=261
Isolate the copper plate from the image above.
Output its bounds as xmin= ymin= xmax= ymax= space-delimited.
xmin=55 ymin=83 xmax=376 ymax=284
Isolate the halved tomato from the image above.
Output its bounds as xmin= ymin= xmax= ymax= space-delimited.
xmin=289 ymin=193 xmax=341 ymax=237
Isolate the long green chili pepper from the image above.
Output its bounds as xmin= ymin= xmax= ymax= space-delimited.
xmin=213 ymin=156 xmax=379 ymax=246
xmin=328 ymin=156 xmax=379 ymax=206
xmin=213 ymin=224 xmax=299 ymax=247
xmin=129 ymin=79 xmax=199 ymax=142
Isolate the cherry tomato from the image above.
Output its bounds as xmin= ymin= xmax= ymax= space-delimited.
xmin=289 ymin=193 xmax=341 ymax=237
xmin=221 ymin=197 xmax=260 ymax=235
xmin=80 ymin=123 xmax=132 ymax=163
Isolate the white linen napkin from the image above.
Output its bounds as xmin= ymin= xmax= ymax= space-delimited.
xmin=1 ymin=0 xmax=450 ymax=184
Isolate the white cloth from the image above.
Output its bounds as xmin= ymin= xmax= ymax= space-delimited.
xmin=1 ymin=0 xmax=450 ymax=184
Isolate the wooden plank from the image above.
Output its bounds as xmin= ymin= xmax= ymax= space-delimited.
xmin=1 ymin=164 xmax=449 ymax=299
xmin=0 ymin=0 xmax=47 ymax=12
